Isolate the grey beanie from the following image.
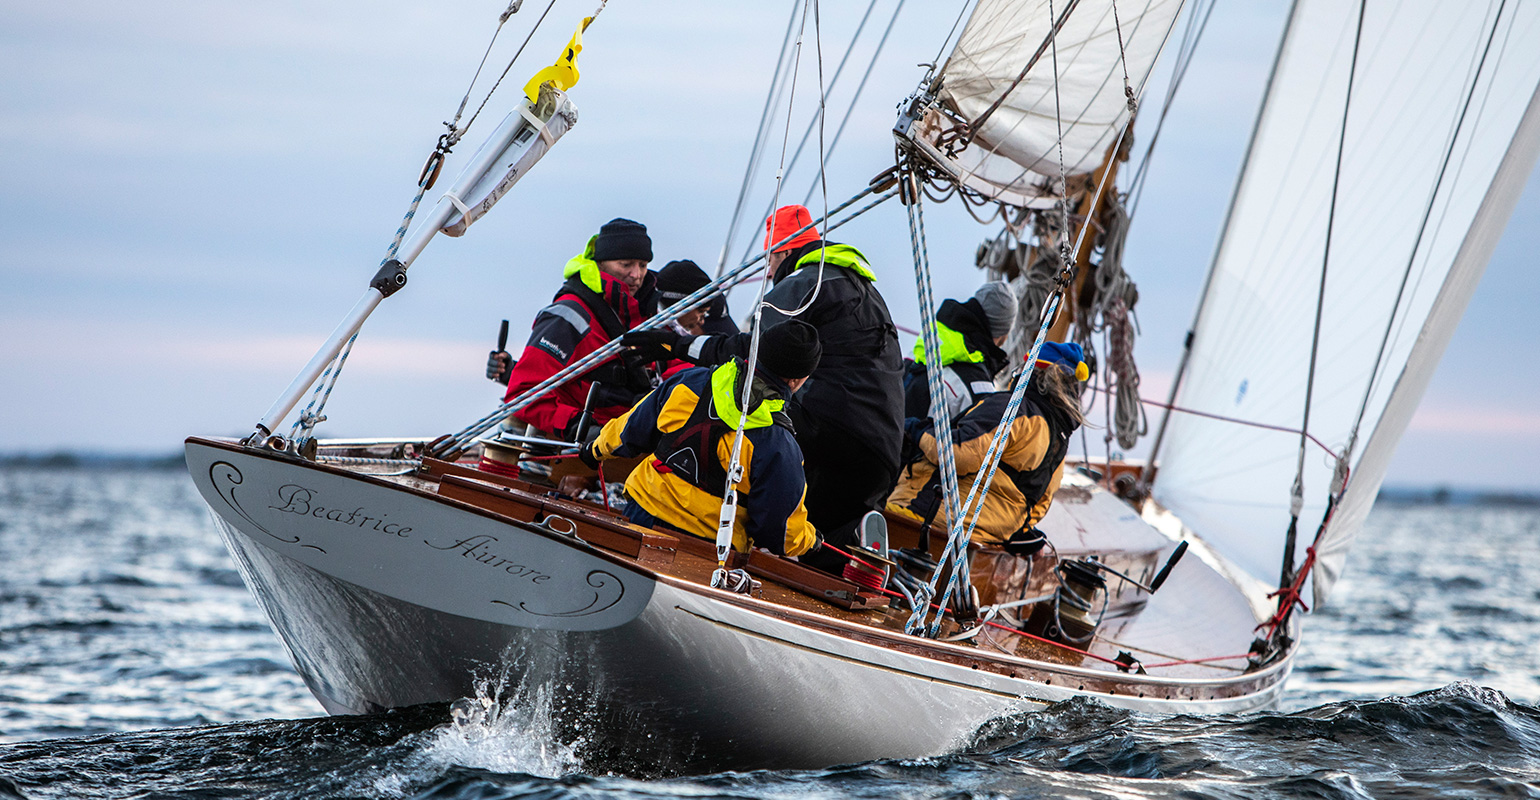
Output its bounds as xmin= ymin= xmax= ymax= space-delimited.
xmin=973 ymin=281 xmax=1016 ymax=339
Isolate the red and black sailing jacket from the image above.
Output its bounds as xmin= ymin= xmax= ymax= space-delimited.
xmin=503 ymin=241 xmax=657 ymax=437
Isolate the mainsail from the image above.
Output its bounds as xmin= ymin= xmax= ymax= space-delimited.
xmin=908 ymin=0 xmax=1182 ymax=206
xmin=1152 ymin=0 xmax=1540 ymax=606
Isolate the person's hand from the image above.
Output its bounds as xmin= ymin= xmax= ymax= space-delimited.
xmin=486 ymin=350 xmax=512 ymax=384
xmin=900 ymin=416 xmax=932 ymax=465
xmin=621 ymin=352 xmax=656 ymax=393
xmin=620 ymin=328 xmax=682 ymax=361
xmin=576 ymin=428 xmax=602 ymax=470
xmin=1003 ymin=527 xmax=1047 ymax=557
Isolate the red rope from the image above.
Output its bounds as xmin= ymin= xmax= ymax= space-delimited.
xmin=596 ymin=462 xmax=612 ymax=513
xmin=820 ymin=542 xmax=887 ymax=575
xmin=520 ymin=453 xmax=579 ymax=461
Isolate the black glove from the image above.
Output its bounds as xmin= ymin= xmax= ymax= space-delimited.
xmin=576 ymin=428 xmax=602 ymax=470
xmin=621 ymin=328 xmax=682 ymax=361
xmin=900 ymin=416 xmax=932 ymax=465
xmin=620 ymin=351 xmax=655 ymax=393
xmin=1003 ymin=527 xmax=1047 ymax=557
xmin=486 ymin=350 xmax=512 ymax=384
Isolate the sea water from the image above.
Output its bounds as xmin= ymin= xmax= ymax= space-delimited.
xmin=1 ymin=465 xmax=1537 ymax=798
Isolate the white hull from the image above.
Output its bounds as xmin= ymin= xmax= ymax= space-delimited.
xmin=187 ymin=438 xmax=1290 ymax=771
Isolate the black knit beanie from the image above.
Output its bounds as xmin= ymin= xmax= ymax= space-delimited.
xmin=656 ymin=259 xmax=711 ymax=301
xmin=758 ymin=320 xmax=822 ymax=380
xmin=593 ymin=218 xmax=653 ymax=262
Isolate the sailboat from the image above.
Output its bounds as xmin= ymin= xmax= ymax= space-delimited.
xmin=184 ymin=0 xmax=1540 ymax=772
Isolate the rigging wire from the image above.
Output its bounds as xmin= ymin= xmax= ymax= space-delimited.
xmin=718 ymin=0 xmax=803 ymax=277
xmin=735 ymin=0 xmax=883 ymax=269
xmin=1344 ymin=0 xmax=1510 ymax=459
xmin=801 ymin=0 xmax=908 ymax=206
xmin=926 ymin=0 xmax=975 ymax=84
xmin=443 ymin=1 xmax=525 ymax=146
xmin=715 ymin=0 xmax=826 ymax=588
xmin=1140 ymin=0 xmax=1298 ymax=491
xmin=453 ymin=0 xmax=563 ymax=147
xmin=1280 ymin=0 xmax=1367 ymax=593
xmin=1126 ymin=0 xmax=1217 ymax=220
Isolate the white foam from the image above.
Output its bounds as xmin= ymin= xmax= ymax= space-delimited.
xmin=422 ymin=670 xmax=586 ymax=778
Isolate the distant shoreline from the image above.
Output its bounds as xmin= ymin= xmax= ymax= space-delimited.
xmin=0 ymin=452 xmax=184 ymax=470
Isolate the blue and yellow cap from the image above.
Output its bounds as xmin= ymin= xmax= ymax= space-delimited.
xmin=1032 ymin=341 xmax=1090 ymax=381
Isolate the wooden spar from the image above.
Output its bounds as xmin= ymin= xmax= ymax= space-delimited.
xmin=1048 ymin=131 xmax=1131 ymax=342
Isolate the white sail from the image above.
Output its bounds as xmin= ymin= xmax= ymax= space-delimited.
xmin=926 ymin=0 xmax=1183 ymax=205
xmin=1152 ymin=0 xmax=1540 ymax=605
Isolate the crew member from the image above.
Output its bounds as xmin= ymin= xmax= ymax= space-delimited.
xmin=904 ymin=281 xmax=1015 ymax=422
xmin=487 ymin=218 xmax=658 ymax=440
xmin=619 ymin=205 xmax=904 ymax=558
xmin=654 ymin=259 xmax=738 ymax=337
xmin=579 ymin=320 xmax=823 ymax=557
xmin=887 ymin=341 xmax=1087 ymax=550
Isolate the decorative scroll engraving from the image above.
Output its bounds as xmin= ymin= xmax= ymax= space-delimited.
xmin=505 ymin=570 xmax=626 ymax=618
xmin=209 ymin=461 xmax=298 ymax=543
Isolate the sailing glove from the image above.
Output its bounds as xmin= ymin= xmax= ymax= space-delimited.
xmin=621 ymin=328 xmax=682 ymax=361
xmin=486 ymin=350 xmax=512 ymax=384
xmin=900 ymin=417 xmax=932 ymax=465
xmin=577 ymin=428 xmax=603 ymax=470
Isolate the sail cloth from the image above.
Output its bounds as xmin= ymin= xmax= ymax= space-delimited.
xmin=1152 ymin=0 xmax=1540 ymax=608
xmin=915 ymin=0 xmax=1182 ymax=207
xmin=441 ymin=85 xmax=578 ymax=237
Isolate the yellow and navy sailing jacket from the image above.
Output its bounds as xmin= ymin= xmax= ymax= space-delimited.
xmin=887 ymin=386 xmax=1077 ymax=545
xmin=678 ymin=239 xmax=905 ymax=470
xmin=592 ymin=361 xmax=818 ymax=557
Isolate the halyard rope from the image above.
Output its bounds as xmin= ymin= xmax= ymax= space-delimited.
xmin=901 ymin=172 xmax=966 ymax=635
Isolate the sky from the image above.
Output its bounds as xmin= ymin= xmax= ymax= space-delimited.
xmin=1 ymin=0 xmax=1536 ymax=490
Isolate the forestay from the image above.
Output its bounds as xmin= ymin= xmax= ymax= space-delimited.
xmin=931 ymin=0 xmax=1182 ymax=205
xmin=1153 ymin=0 xmax=1540 ymax=607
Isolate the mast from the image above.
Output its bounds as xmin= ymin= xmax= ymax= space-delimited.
xmin=1047 ymin=134 xmax=1131 ymax=343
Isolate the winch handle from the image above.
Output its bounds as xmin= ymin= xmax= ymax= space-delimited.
xmin=1149 ymin=541 xmax=1189 ymax=593
xmin=497 ymin=319 xmax=509 ymax=352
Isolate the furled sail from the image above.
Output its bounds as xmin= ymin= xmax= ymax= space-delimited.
xmin=901 ymin=0 xmax=1182 ymax=207
xmin=1152 ymin=0 xmax=1540 ymax=607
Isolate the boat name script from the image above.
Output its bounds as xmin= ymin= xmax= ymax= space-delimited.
xmin=264 ymin=483 xmax=554 ymax=585
xmin=269 ymin=484 xmax=413 ymax=537
xmin=423 ymin=535 xmax=552 ymax=584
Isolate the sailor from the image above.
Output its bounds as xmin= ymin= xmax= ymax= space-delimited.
xmin=579 ymin=320 xmax=823 ymax=557
xmin=619 ymin=204 xmax=904 ymax=559
xmin=654 ymin=259 xmax=738 ymax=337
xmin=488 ymin=218 xmax=659 ymax=441
xmin=887 ymin=341 xmax=1087 ymax=552
xmin=903 ymin=281 xmax=1015 ymax=422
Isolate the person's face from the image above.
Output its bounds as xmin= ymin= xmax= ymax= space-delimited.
xmin=767 ymin=250 xmax=790 ymax=274
xmin=785 ymin=375 xmax=809 ymax=393
xmin=598 ymin=259 xmax=648 ymax=292
xmin=677 ymin=308 xmax=706 ymax=335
